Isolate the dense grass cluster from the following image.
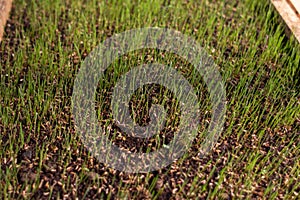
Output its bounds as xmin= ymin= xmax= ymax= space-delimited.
xmin=0 ymin=0 xmax=299 ymax=199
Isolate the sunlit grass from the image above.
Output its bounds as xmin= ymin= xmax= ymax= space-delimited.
xmin=0 ymin=0 xmax=299 ymax=199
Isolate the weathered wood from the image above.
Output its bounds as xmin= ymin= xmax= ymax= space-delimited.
xmin=272 ymin=0 xmax=300 ymax=43
xmin=290 ymin=0 xmax=300 ymax=13
xmin=0 ymin=0 xmax=13 ymax=41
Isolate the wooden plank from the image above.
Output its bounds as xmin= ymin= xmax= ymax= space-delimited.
xmin=290 ymin=0 xmax=300 ymax=14
xmin=0 ymin=0 xmax=13 ymax=42
xmin=271 ymin=0 xmax=300 ymax=43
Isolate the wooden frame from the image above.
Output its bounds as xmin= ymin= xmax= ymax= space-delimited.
xmin=0 ymin=0 xmax=13 ymax=42
xmin=272 ymin=0 xmax=300 ymax=43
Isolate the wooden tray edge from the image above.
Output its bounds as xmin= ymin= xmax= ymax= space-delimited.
xmin=271 ymin=0 xmax=300 ymax=43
